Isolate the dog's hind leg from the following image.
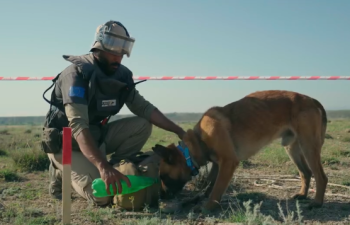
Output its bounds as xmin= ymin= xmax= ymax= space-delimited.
xmin=284 ymin=142 xmax=312 ymax=200
xmin=296 ymin=112 xmax=328 ymax=209
xmin=298 ymin=138 xmax=328 ymax=209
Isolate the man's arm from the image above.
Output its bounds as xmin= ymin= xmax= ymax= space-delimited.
xmin=58 ymin=71 xmax=109 ymax=170
xmin=65 ymin=103 xmax=131 ymax=194
xmin=149 ymin=108 xmax=185 ymax=139
xmin=59 ymin=70 xmax=131 ymax=194
xmin=65 ymin=103 xmax=109 ymax=171
xmin=125 ymin=88 xmax=185 ymax=139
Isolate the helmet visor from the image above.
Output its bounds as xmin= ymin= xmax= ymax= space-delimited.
xmin=96 ymin=32 xmax=135 ymax=57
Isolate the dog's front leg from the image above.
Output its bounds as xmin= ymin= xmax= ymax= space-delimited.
xmin=204 ymin=163 xmax=219 ymax=197
xmin=197 ymin=159 xmax=239 ymax=213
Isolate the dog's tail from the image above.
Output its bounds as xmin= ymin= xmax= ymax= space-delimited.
xmin=312 ymin=98 xmax=328 ymax=142
xmin=312 ymin=98 xmax=328 ymax=126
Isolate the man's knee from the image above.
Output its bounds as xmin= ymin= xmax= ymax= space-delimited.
xmin=130 ymin=116 xmax=152 ymax=139
xmin=72 ymin=173 xmax=112 ymax=206
xmin=86 ymin=193 xmax=112 ymax=206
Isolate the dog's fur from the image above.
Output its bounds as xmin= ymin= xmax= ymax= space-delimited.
xmin=152 ymin=90 xmax=328 ymax=213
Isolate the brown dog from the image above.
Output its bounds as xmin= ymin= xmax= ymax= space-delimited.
xmin=152 ymin=90 xmax=328 ymax=213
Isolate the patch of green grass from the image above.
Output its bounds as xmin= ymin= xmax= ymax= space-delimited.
xmin=256 ymin=143 xmax=291 ymax=166
xmin=339 ymin=150 xmax=350 ymax=157
xmin=0 ymin=203 xmax=57 ymax=225
xmin=321 ymin=156 xmax=340 ymax=165
xmin=0 ymin=187 xmax=21 ymax=198
xmin=17 ymin=188 xmax=43 ymax=200
xmin=0 ymin=168 xmax=20 ymax=181
xmin=14 ymin=216 xmax=57 ymax=225
xmin=223 ymin=200 xmax=303 ymax=225
xmin=226 ymin=210 xmax=247 ymax=223
xmin=82 ymin=206 xmax=115 ymax=224
xmin=24 ymin=129 xmax=32 ymax=134
xmin=10 ymin=148 xmax=50 ymax=172
xmin=0 ymin=202 xmax=18 ymax=220
xmin=341 ymin=181 xmax=350 ymax=186
xmin=340 ymin=136 xmax=350 ymax=142
xmin=123 ymin=217 xmax=188 ymax=225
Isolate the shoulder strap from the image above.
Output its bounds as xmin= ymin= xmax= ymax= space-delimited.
xmin=120 ymin=79 xmax=147 ymax=105
xmin=42 ymin=73 xmax=61 ymax=108
xmin=42 ymin=73 xmax=63 ymax=127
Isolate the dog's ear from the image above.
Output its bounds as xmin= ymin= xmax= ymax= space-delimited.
xmin=152 ymin=144 xmax=175 ymax=165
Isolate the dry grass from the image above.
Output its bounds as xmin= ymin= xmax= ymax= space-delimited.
xmin=0 ymin=119 xmax=350 ymax=224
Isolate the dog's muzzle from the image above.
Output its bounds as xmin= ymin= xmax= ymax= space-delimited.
xmin=160 ymin=174 xmax=187 ymax=199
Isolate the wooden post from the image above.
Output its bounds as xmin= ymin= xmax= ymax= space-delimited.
xmin=62 ymin=127 xmax=72 ymax=224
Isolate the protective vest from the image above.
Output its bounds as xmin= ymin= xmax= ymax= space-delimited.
xmin=41 ymin=54 xmax=145 ymax=153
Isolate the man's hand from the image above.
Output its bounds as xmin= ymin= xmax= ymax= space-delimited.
xmin=150 ymin=108 xmax=186 ymax=139
xmin=75 ymin=129 xmax=131 ymax=195
xmin=98 ymin=162 xmax=131 ymax=195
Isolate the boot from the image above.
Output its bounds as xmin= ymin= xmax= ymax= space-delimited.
xmin=49 ymin=161 xmax=62 ymax=200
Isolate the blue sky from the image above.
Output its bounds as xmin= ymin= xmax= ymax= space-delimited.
xmin=0 ymin=0 xmax=349 ymax=117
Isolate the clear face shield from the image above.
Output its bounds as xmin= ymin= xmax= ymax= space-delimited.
xmin=93 ymin=22 xmax=135 ymax=57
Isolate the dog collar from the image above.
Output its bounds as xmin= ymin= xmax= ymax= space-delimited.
xmin=177 ymin=141 xmax=199 ymax=176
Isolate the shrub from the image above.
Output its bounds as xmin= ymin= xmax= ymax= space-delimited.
xmin=0 ymin=129 xmax=10 ymax=135
xmin=0 ymin=149 xmax=7 ymax=156
xmin=10 ymin=148 xmax=50 ymax=172
xmin=0 ymin=168 xmax=20 ymax=181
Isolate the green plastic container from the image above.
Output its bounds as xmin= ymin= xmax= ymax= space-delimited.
xmin=92 ymin=175 xmax=159 ymax=197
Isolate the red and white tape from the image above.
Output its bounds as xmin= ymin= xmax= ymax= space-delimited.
xmin=0 ymin=76 xmax=349 ymax=81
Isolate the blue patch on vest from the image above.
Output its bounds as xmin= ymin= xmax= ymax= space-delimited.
xmin=69 ymin=86 xmax=85 ymax=98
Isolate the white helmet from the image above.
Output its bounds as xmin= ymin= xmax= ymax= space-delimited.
xmin=90 ymin=20 xmax=135 ymax=57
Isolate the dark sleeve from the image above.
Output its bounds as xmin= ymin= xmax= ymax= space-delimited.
xmin=125 ymin=88 xmax=157 ymax=121
xmin=124 ymin=71 xmax=156 ymax=120
xmin=58 ymin=70 xmax=89 ymax=106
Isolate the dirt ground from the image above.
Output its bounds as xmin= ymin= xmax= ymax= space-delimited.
xmin=1 ymin=162 xmax=349 ymax=225
xmin=1 ymin=120 xmax=350 ymax=224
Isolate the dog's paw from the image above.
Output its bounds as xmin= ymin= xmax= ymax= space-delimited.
xmin=307 ymin=201 xmax=323 ymax=210
xmin=191 ymin=200 xmax=219 ymax=215
xmin=292 ymin=193 xmax=308 ymax=200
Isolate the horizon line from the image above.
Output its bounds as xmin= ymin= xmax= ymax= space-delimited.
xmin=2 ymin=109 xmax=350 ymax=118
